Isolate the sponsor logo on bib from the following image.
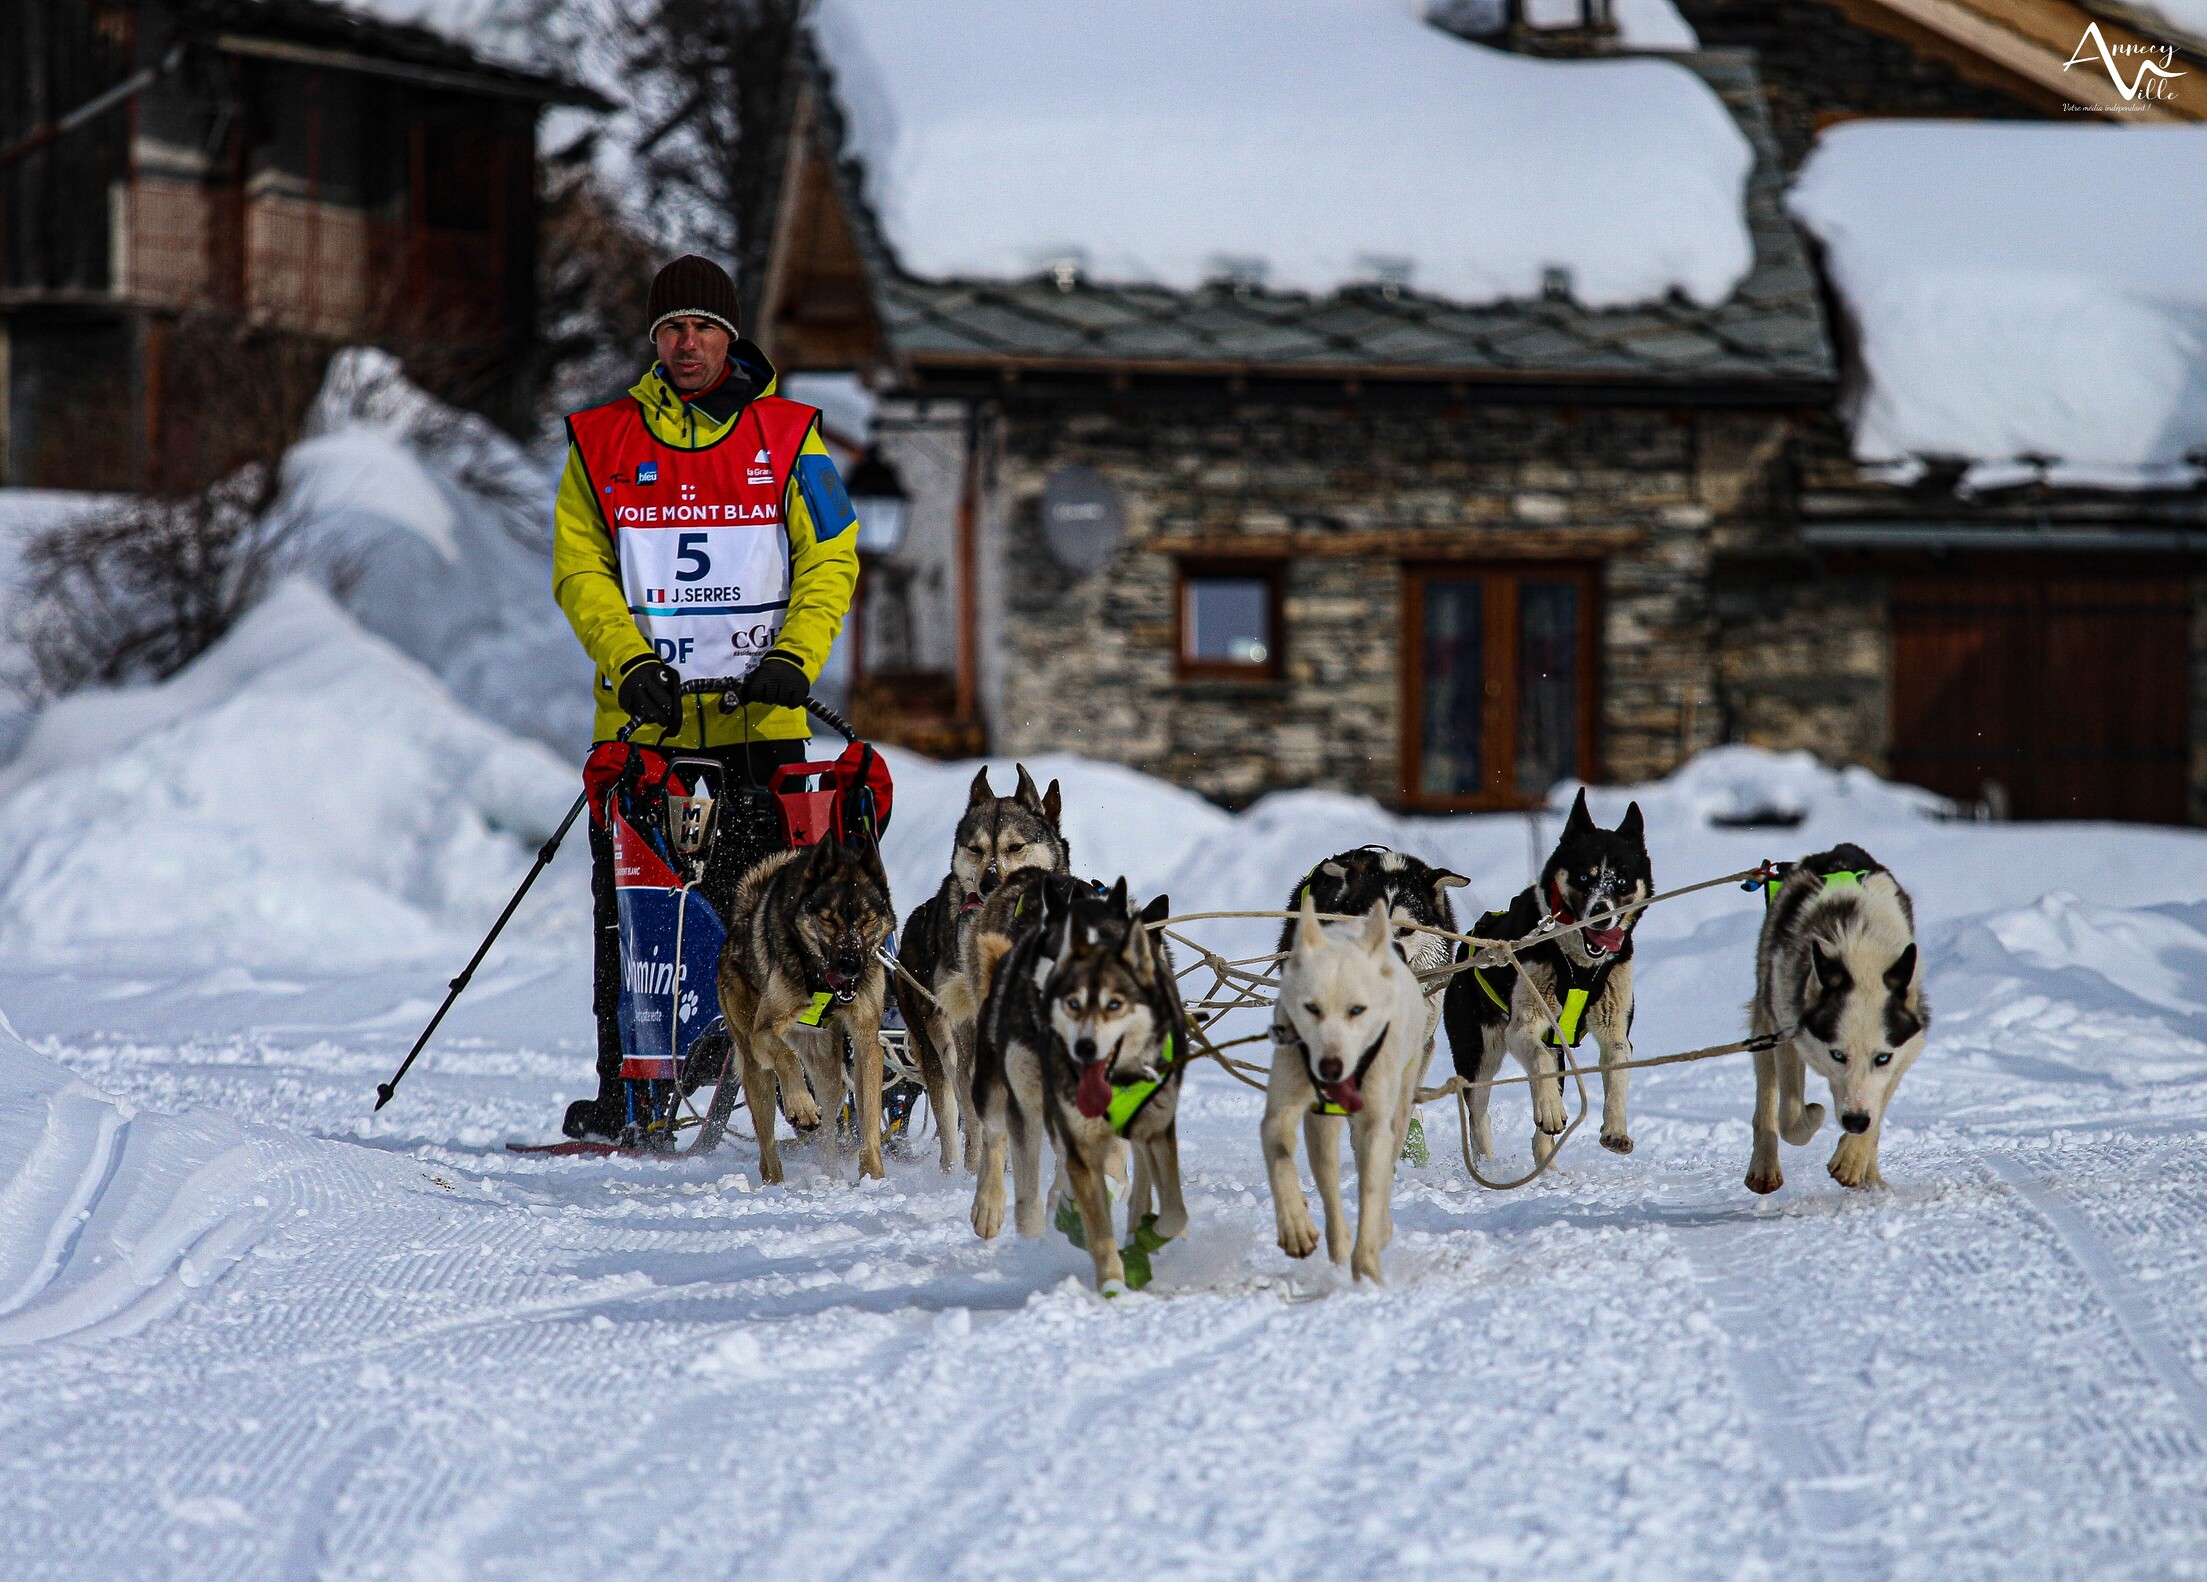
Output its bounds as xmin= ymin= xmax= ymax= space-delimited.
xmin=637 ymin=461 xmax=659 ymax=485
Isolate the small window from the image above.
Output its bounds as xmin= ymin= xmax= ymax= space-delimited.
xmin=1178 ymin=564 xmax=1281 ymax=678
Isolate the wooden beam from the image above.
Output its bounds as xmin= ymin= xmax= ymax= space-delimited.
xmin=1144 ymin=526 xmax=1643 ymax=560
xmin=1842 ymin=0 xmax=2206 ymax=120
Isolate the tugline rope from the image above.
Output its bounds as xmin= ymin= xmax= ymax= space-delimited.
xmin=1152 ymin=863 xmax=1780 ymax=1191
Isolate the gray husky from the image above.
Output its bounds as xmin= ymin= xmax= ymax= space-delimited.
xmin=1746 ymin=843 xmax=1927 ymax=1194
xmin=716 ymin=837 xmax=896 ymax=1184
xmin=969 ymin=877 xmax=1186 ymax=1291
xmin=894 ymin=766 xmax=1069 ymax=1170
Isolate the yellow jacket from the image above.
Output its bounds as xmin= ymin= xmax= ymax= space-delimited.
xmin=552 ymin=345 xmax=858 ymax=747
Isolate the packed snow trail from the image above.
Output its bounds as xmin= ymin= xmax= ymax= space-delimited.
xmin=4 ymin=736 xmax=2207 ymax=1577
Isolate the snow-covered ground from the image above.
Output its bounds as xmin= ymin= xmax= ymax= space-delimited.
xmin=1 ymin=595 xmax=2206 ymax=1577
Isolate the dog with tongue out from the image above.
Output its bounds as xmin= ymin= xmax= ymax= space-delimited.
xmin=968 ymin=876 xmax=1189 ymax=1293
xmin=1263 ymin=891 xmax=1434 ymax=1284
xmin=1441 ymin=788 xmax=1653 ymax=1167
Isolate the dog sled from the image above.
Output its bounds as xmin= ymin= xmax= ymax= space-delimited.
xmin=375 ymin=676 xmax=925 ymax=1160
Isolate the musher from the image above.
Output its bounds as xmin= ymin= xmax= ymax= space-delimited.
xmin=552 ymin=254 xmax=859 ymax=1142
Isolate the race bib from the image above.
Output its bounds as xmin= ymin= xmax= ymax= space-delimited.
xmin=619 ymin=521 xmax=790 ymax=680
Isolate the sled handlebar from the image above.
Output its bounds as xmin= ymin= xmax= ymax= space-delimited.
xmin=658 ymin=677 xmax=858 ymax=745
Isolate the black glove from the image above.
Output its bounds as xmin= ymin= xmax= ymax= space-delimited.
xmin=617 ymin=654 xmax=683 ymax=729
xmin=739 ymin=653 xmax=810 ymax=710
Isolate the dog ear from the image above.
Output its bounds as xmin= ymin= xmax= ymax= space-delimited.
xmin=1014 ymin=764 xmax=1043 ymax=811
xmin=1883 ymin=942 xmax=1917 ymax=996
xmin=1320 ymin=859 xmax=1347 ymax=881
xmin=1043 ymin=778 xmax=1063 ymax=828
xmin=1296 ymin=887 xmax=1325 ymax=954
xmin=1616 ymin=800 xmax=1645 ymax=842
xmin=1434 ymin=870 xmax=1470 ymax=890
xmin=1362 ymin=898 xmax=1390 ymax=955
xmin=1042 ymin=873 xmax=1072 ymax=921
xmin=1121 ymin=910 xmax=1152 ymax=972
xmin=967 ymin=766 xmax=994 ymax=808
xmin=1808 ymin=938 xmax=1847 ymax=993
xmin=1106 ymin=875 xmax=1128 ymax=914
xmin=1138 ymin=892 xmax=1170 ymax=926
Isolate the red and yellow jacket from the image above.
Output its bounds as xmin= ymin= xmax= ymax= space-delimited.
xmin=552 ymin=343 xmax=858 ymax=746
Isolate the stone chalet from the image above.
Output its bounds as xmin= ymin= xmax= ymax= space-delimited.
xmin=754 ymin=0 xmax=2207 ymax=824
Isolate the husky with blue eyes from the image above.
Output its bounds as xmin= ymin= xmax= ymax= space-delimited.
xmin=1746 ymin=844 xmax=1928 ymax=1194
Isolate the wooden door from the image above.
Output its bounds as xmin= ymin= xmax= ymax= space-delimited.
xmin=1890 ymin=567 xmax=2188 ymax=823
xmin=1401 ymin=564 xmax=1601 ymax=811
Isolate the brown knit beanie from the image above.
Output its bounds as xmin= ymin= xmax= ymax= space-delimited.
xmin=645 ymin=255 xmax=740 ymax=341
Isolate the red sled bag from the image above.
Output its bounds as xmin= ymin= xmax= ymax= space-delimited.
xmin=769 ymin=740 xmax=895 ymax=849
xmin=582 ymin=742 xmax=686 ymax=825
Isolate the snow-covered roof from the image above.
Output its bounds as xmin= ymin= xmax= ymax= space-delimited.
xmin=813 ymin=0 xmax=1753 ymax=310
xmin=1788 ymin=121 xmax=2207 ymax=492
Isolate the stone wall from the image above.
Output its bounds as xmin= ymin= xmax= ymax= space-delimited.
xmin=987 ymin=397 xmax=1798 ymax=807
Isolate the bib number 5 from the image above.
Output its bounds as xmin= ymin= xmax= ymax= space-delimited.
xmin=675 ymin=533 xmax=711 ymax=582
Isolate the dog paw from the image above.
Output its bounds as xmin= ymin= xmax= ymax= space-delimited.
xmin=783 ymin=1089 xmax=821 ymax=1133
xmin=1828 ymin=1136 xmax=1883 ymax=1189
xmin=1781 ymin=1103 xmax=1826 ymax=1146
xmin=1277 ymin=1212 xmax=1321 ymax=1260
xmin=1743 ymin=1166 xmax=1782 ymax=1195
xmin=1601 ymin=1132 xmax=1634 ymax=1155
xmin=1351 ymin=1248 xmax=1384 ymax=1284
xmin=1532 ymin=1096 xmax=1568 ymax=1135
xmin=971 ymin=1194 xmax=1005 ymax=1240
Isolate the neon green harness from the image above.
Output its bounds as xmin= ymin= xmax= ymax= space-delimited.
xmin=1763 ymin=868 xmax=1870 ymax=907
xmin=796 ymin=989 xmax=835 ymax=1027
xmin=1104 ymin=1031 xmax=1177 ymax=1136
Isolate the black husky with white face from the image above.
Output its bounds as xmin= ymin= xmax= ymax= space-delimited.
xmin=1442 ymin=788 xmax=1652 ymax=1159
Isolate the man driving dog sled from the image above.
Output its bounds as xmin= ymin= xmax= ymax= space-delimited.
xmin=552 ymin=254 xmax=860 ymax=1142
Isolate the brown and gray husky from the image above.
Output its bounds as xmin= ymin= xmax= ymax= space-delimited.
xmin=969 ymin=877 xmax=1187 ymax=1291
xmin=716 ymin=836 xmax=895 ymax=1184
xmin=895 ymin=765 xmax=1069 ymax=1170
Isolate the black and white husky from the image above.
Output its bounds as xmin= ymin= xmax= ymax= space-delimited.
xmin=1442 ymin=790 xmax=1651 ymax=1162
xmin=969 ymin=877 xmax=1186 ymax=1291
xmin=1746 ymin=844 xmax=1927 ymax=1194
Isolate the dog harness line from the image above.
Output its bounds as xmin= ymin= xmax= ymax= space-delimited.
xmin=1104 ymin=1030 xmax=1177 ymax=1136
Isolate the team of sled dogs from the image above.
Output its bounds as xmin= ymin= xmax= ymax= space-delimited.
xmin=712 ymin=765 xmax=1930 ymax=1290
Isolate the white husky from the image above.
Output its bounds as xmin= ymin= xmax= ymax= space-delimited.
xmin=1746 ymin=844 xmax=1928 ymax=1193
xmin=1262 ymin=894 xmax=1432 ymax=1283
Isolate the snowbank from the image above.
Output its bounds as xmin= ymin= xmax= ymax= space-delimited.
xmin=285 ymin=348 xmax=593 ymax=755
xmin=1788 ymin=121 xmax=2207 ymax=491
xmin=814 ymin=0 xmax=1753 ymax=307
xmin=0 ymin=580 xmax=579 ymax=972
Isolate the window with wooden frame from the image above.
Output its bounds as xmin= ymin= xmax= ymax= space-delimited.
xmin=1400 ymin=563 xmax=1600 ymax=811
xmin=1177 ymin=561 xmax=1284 ymax=680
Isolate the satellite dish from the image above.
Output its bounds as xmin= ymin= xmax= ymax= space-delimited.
xmin=1040 ymin=466 xmax=1124 ymax=576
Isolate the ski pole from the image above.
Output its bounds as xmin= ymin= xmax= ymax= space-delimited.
xmin=371 ymin=682 xmax=852 ymax=1112
xmin=373 ymin=718 xmax=639 ymax=1112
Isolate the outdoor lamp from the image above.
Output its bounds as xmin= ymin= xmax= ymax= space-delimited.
xmin=848 ymin=448 xmax=910 ymax=556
